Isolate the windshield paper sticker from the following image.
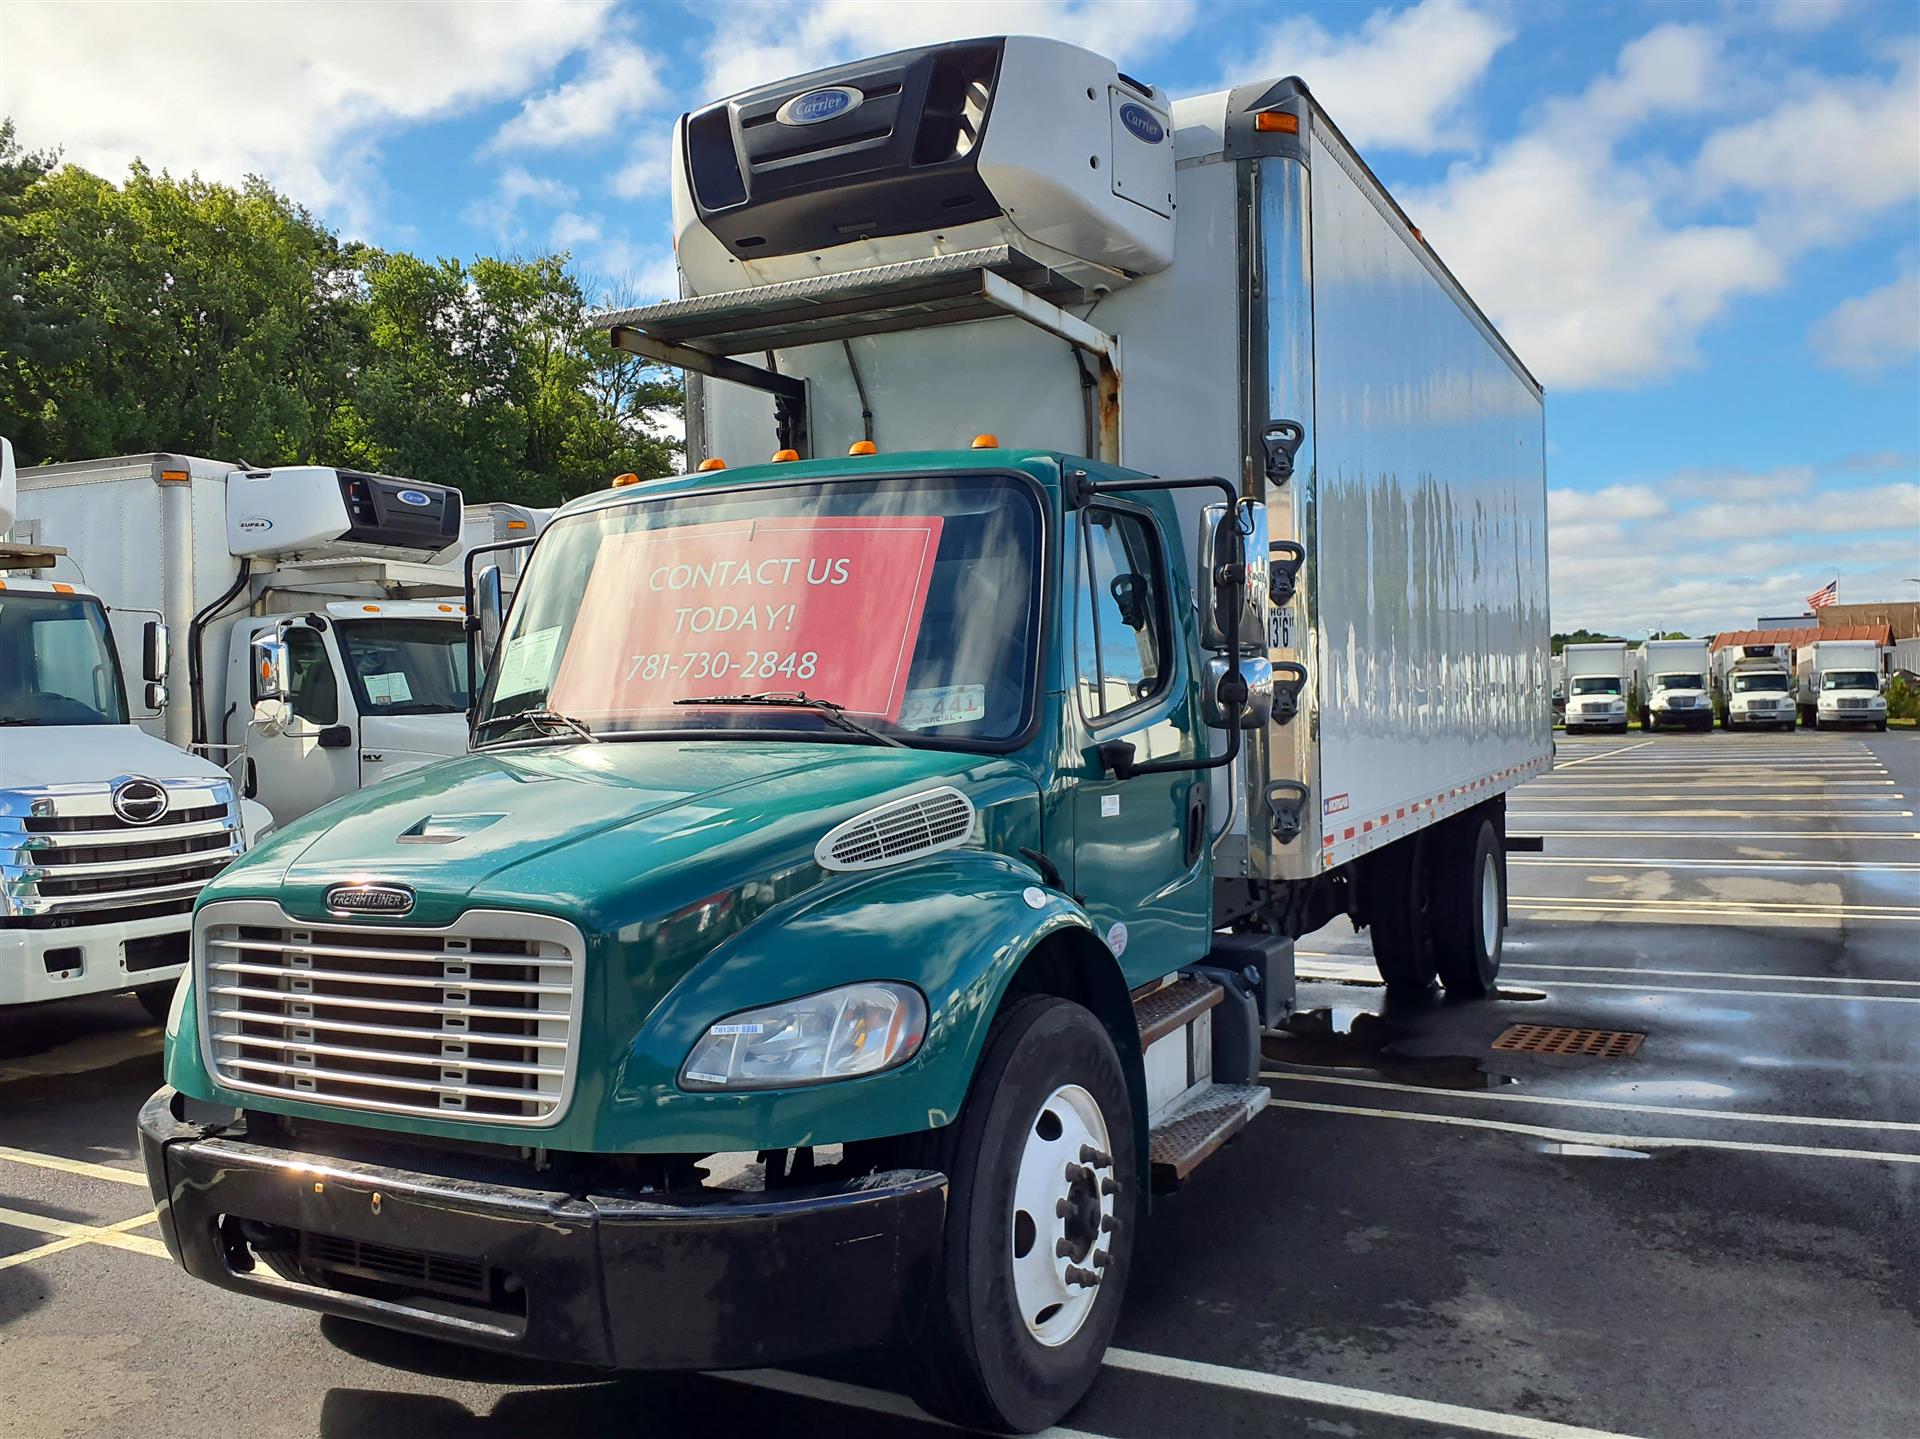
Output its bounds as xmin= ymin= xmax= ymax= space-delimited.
xmin=362 ymin=672 xmax=413 ymax=705
xmin=899 ymin=684 xmax=986 ymax=730
xmin=494 ymin=625 xmax=561 ymax=699
xmin=550 ymin=515 xmax=944 ymax=720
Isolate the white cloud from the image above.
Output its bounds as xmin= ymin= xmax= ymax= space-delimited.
xmin=460 ymin=166 xmax=577 ymax=246
xmin=1548 ymin=473 xmax=1920 ymax=633
xmin=610 ymin=129 xmax=677 ymax=201
xmin=1810 ymin=267 xmax=1920 ymax=376
xmin=1763 ymin=0 xmax=1852 ymax=34
xmin=698 ymin=1 xmax=1197 ymax=102
xmin=486 ymin=40 xmax=668 ymax=153
xmin=1237 ymin=0 xmax=1513 ymax=152
xmin=549 ymin=211 xmax=604 ymax=251
xmin=6 ymin=0 xmax=616 ymax=232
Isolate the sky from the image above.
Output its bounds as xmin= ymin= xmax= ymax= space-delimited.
xmin=7 ymin=0 xmax=1919 ymax=636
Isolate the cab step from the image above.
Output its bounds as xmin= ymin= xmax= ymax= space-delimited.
xmin=1147 ymin=1081 xmax=1270 ymax=1190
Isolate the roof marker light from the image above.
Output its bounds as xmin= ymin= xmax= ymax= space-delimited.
xmin=698 ymin=457 xmax=727 ymax=471
xmin=1253 ymin=111 xmax=1299 ymax=134
xmin=362 ymin=604 xmax=381 ymax=613
xmin=970 ymin=434 xmax=1000 ymax=449
xmin=771 ymin=449 xmax=800 ymax=462
xmin=611 ymin=472 xmax=642 ymax=488
xmin=506 ymin=519 xmax=528 ymax=530
xmin=848 ymin=440 xmax=878 ymax=456
xmin=51 ymin=582 xmax=75 ymax=594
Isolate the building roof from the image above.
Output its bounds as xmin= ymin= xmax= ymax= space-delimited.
xmin=1711 ymin=624 xmax=1892 ymax=651
xmin=1817 ymin=601 xmax=1920 ymax=639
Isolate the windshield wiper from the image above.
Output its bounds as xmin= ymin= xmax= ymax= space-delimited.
xmin=673 ymin=691 xmax=907 ymax=748
xmin=474 ymin=707 xmax=600 ymax=745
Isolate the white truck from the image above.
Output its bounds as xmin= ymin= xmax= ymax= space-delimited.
xmin=1635 ymin=637 xmax=1711 ymax=732
xmin=9 ymin=456 xmax=473 ymax=828
xmin=1 ymin=438 xmax=274 ymax=1014
xmin=1712 ymin=642 xmax=1796 ymax=730
xmin=1562 ymin=642 xmax=1631 ymax=732
xmin=1795 ymin=637 xmax=1888 ymax=730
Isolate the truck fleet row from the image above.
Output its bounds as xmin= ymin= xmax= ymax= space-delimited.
xmin=1556 ymin=636 xmax=1891 ymax=732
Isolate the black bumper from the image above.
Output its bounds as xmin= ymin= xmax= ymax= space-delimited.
xmin=139 ymin=1086 xmax=947 ymax=1370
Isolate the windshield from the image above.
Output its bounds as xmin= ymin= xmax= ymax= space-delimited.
xmin=0 ymin=591 xmax=129 ymax=726
xmin=1732 ymin=672 xmax=1789 ymax=693
xmin=1571 ymin=676 xmax=1621 ymax=695
xmin=1822 ymin=670 xmax=1878 ymax=691
xmin=480 ymin=473 xmax=1042 ymax=747
xmin=336 ymin=618 xmax=471 ymax=715
xmin=1652 ymin=672 xmax=1704 ymax=691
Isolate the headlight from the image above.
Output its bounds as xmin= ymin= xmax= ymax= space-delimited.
xmin=681 ymin=982 xmax=927 ymax=1091
xmin=1871 ymin=696 xmax=1887 ymax=707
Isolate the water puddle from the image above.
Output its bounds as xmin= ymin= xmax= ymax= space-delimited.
xmin=1264 ymin=1005 xmax=1519 ymax=1091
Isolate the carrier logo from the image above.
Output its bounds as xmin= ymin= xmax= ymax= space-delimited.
xmin=111 ymin=777 xmax=170 ymax=825
xmin=777 ymin=86 xmax=862 ymax=126
xmin=1118 ymin=103 xmax=1166 ymax=145
xmin=395 ymin=489 xmax=432 ymax=507
xmin=325 ymin=883 xmax=415 ymax=918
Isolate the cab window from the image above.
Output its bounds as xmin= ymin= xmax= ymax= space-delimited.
xmin=1075 ymin=507 xmax=1170 ymax=726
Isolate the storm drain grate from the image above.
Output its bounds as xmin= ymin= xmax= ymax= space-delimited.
xmin=1492 ymin=1024 xmax=1645 ymax=1058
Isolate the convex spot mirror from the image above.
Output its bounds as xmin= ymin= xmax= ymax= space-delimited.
xmin=1198 ymin=500 xmax=1269 ymax=652
xmin=1203 ymin=656 xmax=1273 ymax=730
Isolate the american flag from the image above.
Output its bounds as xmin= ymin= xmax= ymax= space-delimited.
xmin=1807 ymin=579 xmax=1839 ymax=610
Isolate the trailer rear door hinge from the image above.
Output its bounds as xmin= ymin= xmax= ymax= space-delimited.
xmin=1271 ymin=661 xmax=1307 ymax=725
xmin=1268 ymin=541 xmax=1304 ymax=606
xmin=1267 ymin=782 xmax=1309 ymax=845
xmin=1262 ymin=420 xmax=1305 ymax=485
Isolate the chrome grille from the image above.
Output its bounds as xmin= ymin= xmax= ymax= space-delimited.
xmin=816 ymin=786 xmax=976 ymax=871
xmin=1836 ymin=697 xmax=1869 ymax=710
xmin=1 ymin=782 xmax=240 ymax=923
xmin=198 ymin=900 xmax=583 ymax=1127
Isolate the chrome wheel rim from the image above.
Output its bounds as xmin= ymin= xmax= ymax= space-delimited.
xmin=1010 ymin=1082 xmax=1115 ymax=1347
xmin=1480 ymin=849 xmax=1500 ymax=957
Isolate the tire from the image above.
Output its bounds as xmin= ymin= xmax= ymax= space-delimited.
xmin=910 ymin=996 xmax=1138 ymax=1434
xmin=1431 ymin=815 xmax=1504 ymax=997
xmin=1367 ymin=832 xmax=1438 ymax=996
xmin=134 ymin=982 xmax=176 ymax=1024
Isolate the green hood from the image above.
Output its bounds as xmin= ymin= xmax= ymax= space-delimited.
xmin=215 ymin=739 xmax=1028 ymax=934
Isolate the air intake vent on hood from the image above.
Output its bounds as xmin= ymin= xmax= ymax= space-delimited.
xmin=816 ymin=787 xmax=976 ymax=871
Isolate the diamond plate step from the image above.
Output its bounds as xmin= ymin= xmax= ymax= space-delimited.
xmin=1147 ymin=1081 xmax=1270 ymax=1190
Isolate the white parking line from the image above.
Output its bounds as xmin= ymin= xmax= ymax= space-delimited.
xmin=0 ymin=1144 xmax=147 ymax=1187
xmin=1518 ymin=830 xmax=1920 ymax=840
xmin=1261 ymin=1071 xmax=1920 ymax=1134
xmin=1501 ymin=961 xmax=1920 ymax=988
xmin=1509 ymin=809 xmax=1914 ymax=818
xmin=1102 ymin=1347 xmax=1650 ymax=1439
xmin=1263 ymin=1097 xmax=1920 ymax=1164
xmin=1512 ymin=893 xmax=1920 ymax=916
xmin=1552 ymin=740 xmax=1654 ymax=768
xmin=1512 ymin=856 xmax=1920 ymax=872
xmin=1293 ymin=960 xmax=1920 ymax=1000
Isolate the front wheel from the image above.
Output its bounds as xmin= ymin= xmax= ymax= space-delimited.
xmin=911 ymin=996 xmax=1138 ymax=1434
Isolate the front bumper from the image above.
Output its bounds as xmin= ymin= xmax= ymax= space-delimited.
xmin=140 ymin=1086 xmax=947 ymax=1369
xmin=0 ymin=910 xmax=190 ymax=1007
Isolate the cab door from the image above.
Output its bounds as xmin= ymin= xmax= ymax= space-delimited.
xmin=238 ymin=619 xmax=359 ymax=825
xmin=1066 ymin=502 xmax=1212 ymax=983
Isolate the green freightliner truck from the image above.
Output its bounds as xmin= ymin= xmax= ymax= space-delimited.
xmin=139 ymin=36 xmax=1550 ymax=1433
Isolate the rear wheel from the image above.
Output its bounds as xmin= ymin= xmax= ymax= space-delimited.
xmin=1367 ymin=832 xmax=1438 ymax=995
xmin=1432 ymin=816 xmax=1504 ymax=997
xmin=910 ymin=996 xmax=1137 ymax=1434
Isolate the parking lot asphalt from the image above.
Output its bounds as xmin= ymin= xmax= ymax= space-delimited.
xmin=1 ymin=731 xmax=1915 ymax=1439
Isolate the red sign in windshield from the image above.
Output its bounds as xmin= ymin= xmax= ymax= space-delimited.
xmin=548 ymin=514 xmax=944 ymax=720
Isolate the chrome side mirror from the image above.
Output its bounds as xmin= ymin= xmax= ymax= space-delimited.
xmin=1198 ymin=500 xmax=1269 ymax=651
xmin=251 ymin=634 xmax=290 ymax=702
xmin=142 ymin=621 xmax=169 ymax=683
xmin=1202 ymin=656 xmax=1274 ymax=730
xmin=475 ymin=564 xmax=506 ymax=672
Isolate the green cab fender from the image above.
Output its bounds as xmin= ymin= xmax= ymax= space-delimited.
xmin=609 ymin=848 xmax=1143 ymax=1157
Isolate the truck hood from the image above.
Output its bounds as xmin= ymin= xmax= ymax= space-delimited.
xmin=0 ymin=723 xmax=232 ymax=791
xmin=218 ymin=739 xmax=1028 ymax=932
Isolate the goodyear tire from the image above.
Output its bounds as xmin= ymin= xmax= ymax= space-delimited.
xmin=911 ymin=996 xmax=1137 ymax=1434
xmin=1432 ymin=815 xmax=1504 ymax=997
xmin=1367 ymin=831 xmax=1438 ymax=995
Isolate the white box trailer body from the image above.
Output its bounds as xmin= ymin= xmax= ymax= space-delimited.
xmin=666 ymin=57 xmax=1550 ymax=886
xmin=1562 ymin=643 xmax=1630 ymax=733
xmin=2 ymin=439 xmax=272 ymax=1009
xmin=1795 ymin=638 xmax=1887 ymax=729
xmin=1636 ymin=637 xmax=1711 ymax=731
xmin=10 ymin=455 xmax=473 ymax=824
xmin=1712 ymin=642 xmax=1795 ymax=729
xmin=457 ymin=502 xmax=553 ymax=597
